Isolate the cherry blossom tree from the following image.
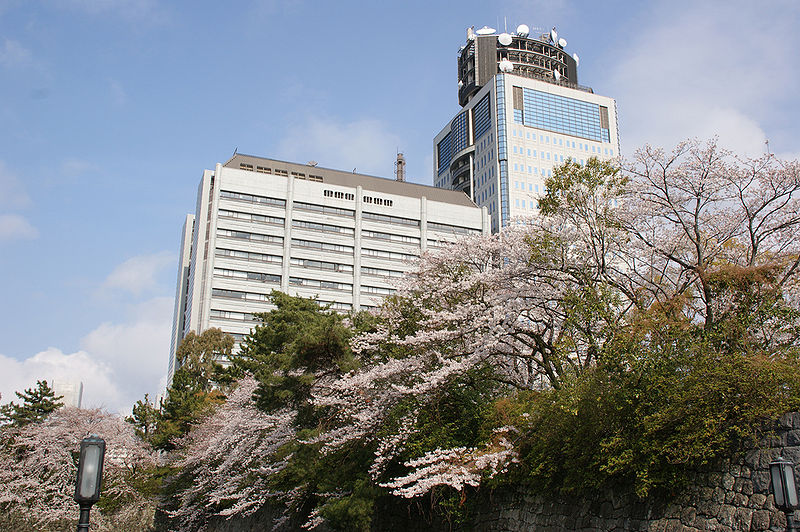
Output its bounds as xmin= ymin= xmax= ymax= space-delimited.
xmin=0 ymin=407 xmax=158 ymax=530
xmin=619 ymin=140 xmax=800 ymax=331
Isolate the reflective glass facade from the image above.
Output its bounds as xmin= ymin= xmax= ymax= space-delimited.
xmin=473 ymin=94 xmax=492 ymax=140
xmin=515 ymin=87 xmax=611 ymax=143
xmin=496 ymin=75 xmax=509 ymax=230
xmin=437 ymin=132 xmax=452 ymax=175
xmin=451 ymin=111 xmax=469 ymax=154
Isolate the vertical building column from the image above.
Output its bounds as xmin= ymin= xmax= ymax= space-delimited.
xmin=281 ymin=175 xmax=294 ymax=293
xmin=198 ymin=165 xmax=221 ymax=332
xmin=420 ymin=196 xmax=428 ymax=253
xmin=353 ymin=186 xmax=363 ymax=310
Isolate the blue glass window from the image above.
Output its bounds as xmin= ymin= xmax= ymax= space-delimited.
xmin=451 ymin=111 xmax=469 ymax=154
xmin=437 ymin=133 xmax=452 ymax=176
xmin=474 ymin=94 xmax=492 ymax=140
xmin=518 ymin=88 xmax=611 ymax=143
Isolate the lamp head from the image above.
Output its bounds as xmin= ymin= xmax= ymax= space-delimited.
xmin=770 ymin=456 xmax=799 ymax=511
xmin=74 ymin=435 xmax=106 ymax=505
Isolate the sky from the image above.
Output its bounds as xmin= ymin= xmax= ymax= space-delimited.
xmin=1 ymin=0 xmax=798 ymax=414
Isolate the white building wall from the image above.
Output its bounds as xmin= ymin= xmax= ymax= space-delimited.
xmin=168 ymin=158 xmax=488 ymax=385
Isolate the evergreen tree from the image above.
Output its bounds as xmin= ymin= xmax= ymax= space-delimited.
xmin=0 ymin=380 xmax=64 ymax=427
xmin=147 ymin=328 xmax=234 ymax=450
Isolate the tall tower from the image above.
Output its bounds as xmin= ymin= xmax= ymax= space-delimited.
xmin=433 ymin=24 xmax=620 ymax=232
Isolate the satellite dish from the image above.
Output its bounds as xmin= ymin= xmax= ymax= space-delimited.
xmin=498 ymin=33 xmax=512 ymax=46
xmin=553 ymin=69 xmax=561 ymax=81
xmin=458 ymin=80 xmax=464 ymax=88
xmin=572 ymin=52 xmax=580 ymax=66
xmin=516 ymin=24 xmax=530 ymax=37
xmin=499 ymin=59 xmax=513 ymax=72
xmin=550 ymin=27 xmax=558 ymax=43
xmin=558 ymin=37 xmax=567 ymax=48
xmin=476 ymin=26 xmax=496 ymax=35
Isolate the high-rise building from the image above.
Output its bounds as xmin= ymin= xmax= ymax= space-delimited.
xmin=52 ymin=379 xmax=83 ymax=408
xmin=167 ymin=154 xmax=488 ymax=386
xmin=433 ymin=24 xmax=620 ymax=232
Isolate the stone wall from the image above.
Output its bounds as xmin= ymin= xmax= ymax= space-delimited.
xmin=459 ymin=412 xmax=800 ymax=531
xmin=197 ymin=413 xmax=800 ymax=532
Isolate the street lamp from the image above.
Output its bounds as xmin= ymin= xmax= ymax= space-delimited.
xmin=770 ymin=456 xmax=799 ymax=532
xmin=74 ymin=435 xmax=106 ymax=532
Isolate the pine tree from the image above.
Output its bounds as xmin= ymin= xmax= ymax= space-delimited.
xmin=0 ymin=380 xmax=64 ymax=427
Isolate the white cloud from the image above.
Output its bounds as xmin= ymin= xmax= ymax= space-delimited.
xmin=277 ymin=116 xmax=403 ymax=178
xmin=0 ymin=348 xmax=119 ymax=411
xmin=0 ymin=38 xmax=32 ymax=68
xmin=0 ymin=296 xmax=173 ymax=414
xmin=0 ymin=214 xmax=38 ymax=241
xmin=605 ymin=1 xmax=800 ymax=157
xmin=103 ymin=251 xmax=174 ymax=296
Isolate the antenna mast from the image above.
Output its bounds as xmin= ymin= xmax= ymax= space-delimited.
xmin=395 ymin=152 xmax=406 ymax=182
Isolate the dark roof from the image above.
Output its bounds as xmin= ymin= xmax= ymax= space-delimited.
xmin=223 ymin=153 xmax=477 ymax=207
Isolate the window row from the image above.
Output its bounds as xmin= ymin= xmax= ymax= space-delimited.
xmin=210 ymin=309 xmax=256 ymax=322
xmin=362 ymin=248 xmax=417 ymax=261
xmin=292 ymin=219 xmax=354 ymax=235
xmin=362 ymin=230 xmax=420 ymax=244
xmin=294 ymin=201 xmax=354 ymax=218
xmin=427 ymin=221 xmax=481 ymax=235
xmin=219 ymin=209 xmax=283 ymax=226
xmin=363 ymin=195 xmax=393 ymax=207
xmin=362 ymin=211 xmax=419 ymax=227
xmin=290 ymin=257 xmax=353 ymax=273
xmin=324 ymin=189 xmax=355 ymax=200
xmin=216 ymin=248 xmax=282 ymax=264
xmin=212 ymin=288 xmax=270 ymax=302
xmin=362 ymin=285 xmax=395 ymax=296
xmin=361 ymin=266 xmax=404 ymax=278
xmin=289 ymin=277 xmax=352 ymax=292
xmin=220 ymin=190 xmax=285 ymax=207
xmin=292 ymin=238 xmax=354 ymax=254
xmin=217 ymin=228 xmax=283 ymax=245
xmin=214 ymin=268 xmax=281 ymax=283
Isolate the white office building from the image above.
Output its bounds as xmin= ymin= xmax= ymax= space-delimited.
xmin=52 ymin=379 xmax=83 ymax=408
xmin=434 ymin=24 xmax=620 ymax=232
xmin=168 ymin=154 xmax=488 ymax=385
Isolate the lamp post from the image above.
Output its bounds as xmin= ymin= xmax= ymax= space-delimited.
xmin=770 ymin=456 xmax=799 ymax=532
xmin=74 ymin=435 xmax=106 ymax=532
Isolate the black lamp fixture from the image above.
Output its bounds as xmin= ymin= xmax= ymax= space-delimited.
xmin=74 ymin=435 xmax=106 ymax=532
xmin=770 ymin=456 xmax=799 ymax=532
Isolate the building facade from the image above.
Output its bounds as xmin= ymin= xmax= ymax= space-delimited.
xmin=167 ymin=154 xmax=488 ymax=385
xmin=434 ymin=24 xmax=620 ymax=232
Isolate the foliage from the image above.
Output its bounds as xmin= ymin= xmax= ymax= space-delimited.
xmin=0 ymin=407 xmax=158 ymax=530
xmin=516 ymin=300 xmax=800 ymax=497
xmin=0 ymin=380 xmax=63 ymax=427
xmin=159 ymin=140 xmax=800 ymax=529
xmin=138 ymin=328 xmax=234 ymax=451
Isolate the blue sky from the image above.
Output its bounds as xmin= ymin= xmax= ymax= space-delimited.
xmin=1 ymin=0 xmax=798 ymax=413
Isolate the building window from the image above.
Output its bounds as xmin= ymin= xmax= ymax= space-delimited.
xmin=292 ymin=219 xmax=354 ymax=235
xmin=292 ymin=238 xmax=353 ymax=254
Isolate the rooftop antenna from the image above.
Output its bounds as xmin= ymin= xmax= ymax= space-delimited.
xmin=395 ymin=152 xmax=406 ymax=182
xmin=233 ymin=147 xmax=238 ymax=156
xmin=765 ymin=139 xmax=771 ymax=156
xmin=504 ymin=16 xmax=507 ymax=32
xmin=572 ymin=52 xmax=580 ymax=66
